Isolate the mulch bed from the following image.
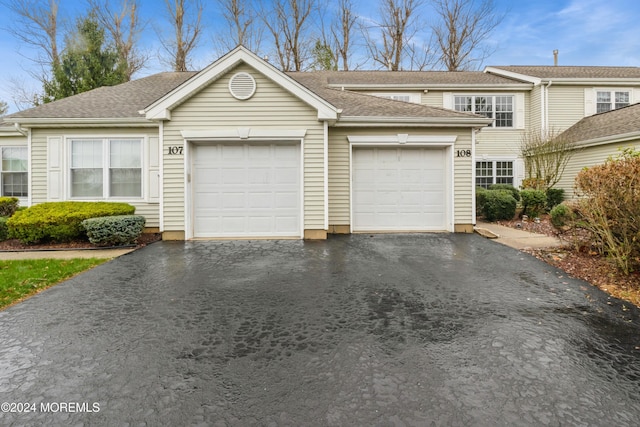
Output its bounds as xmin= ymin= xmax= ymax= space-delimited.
xmin=495 ymin=215 xmax=640 ymax=308
xmin=0 ymin=233 xmax=162 ymax=252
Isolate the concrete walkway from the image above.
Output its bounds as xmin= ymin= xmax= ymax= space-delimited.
xmin=0 ymin=247 xmax=136 ymax=260
xmin=475 ymin=221 xmax=563 ymax=250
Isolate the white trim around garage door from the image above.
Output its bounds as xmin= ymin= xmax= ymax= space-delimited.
xmin=183 ymin=130 xmax=306 ymax=239
xmin=348 ymin=134 xmax=456 ymax=233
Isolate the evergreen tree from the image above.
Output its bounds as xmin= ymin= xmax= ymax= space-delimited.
xmin=44 ymin=14 xmax=127 ymax=102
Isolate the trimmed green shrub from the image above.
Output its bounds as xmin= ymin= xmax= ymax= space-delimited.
xmin=550 ymin=203 xmax=574 ymax=228
xmin=481 ymin=190 xmax=517 ymax=221
xmin=0 ymin=217 xmax=8 ymax=241
xmin=476 ymin=186 xmax=488 ymax=215
xmin=82 ymin=215 xmax=146 ymax=246
xmin=520 ymin=189 xmax=546 ymax=217
xmin=488 ymin=184 xmax=520 ymax=202
xmin=7 ymin=201 xmax=135 ymax=244
xmin=0 ymin=197 xmax=19 ymax=217
xmin=546 ymin=188 xmax=565 ymax=210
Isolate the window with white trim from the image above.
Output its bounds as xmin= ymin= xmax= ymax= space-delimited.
xmin=1 ymin=147 xmax=28 ymax=197
xmin=476 ymin=160 xmax=513 ymax=188
xmin=455 ymin=95 xmax=514 ymax=127
xmin=70 ymin=138 xmax=142 ymax=198
xmin=596 ymin=90 xmax=630 ymax=113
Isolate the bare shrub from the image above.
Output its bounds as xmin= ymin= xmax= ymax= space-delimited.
xmin=574 ymin=149 xmax=640 ymax=274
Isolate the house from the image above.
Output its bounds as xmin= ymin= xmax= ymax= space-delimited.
xmin=2 ymin=46 xmax=640 ymax=240
xmin=555 ymin=103 xmax=640 ymax=198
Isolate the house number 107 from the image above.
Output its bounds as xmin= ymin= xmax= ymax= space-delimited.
xmin=168 ymin=146 xmax=183 ymax=155
xmin=456 ymin=149 xmax=471 ymax=157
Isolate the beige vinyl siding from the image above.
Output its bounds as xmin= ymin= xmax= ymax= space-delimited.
xmin=421 ymin=90 xmax=446 ymax=108
xmin=29 ymin=128 xmax=161 ymax=226
xmin=557 ymin=140 xmax=640 ymax=199
xmin=529 ymin=86 xmax=542 ymax=133
xmin=475 ymin=128 xmax=525 ymax=157
xmin=162 ymin=63 xmax=325 ymax=233
xmin=328 ymin=127 xmax=475 ymax=227
xmin=547 ymin=85 xmax=588 ymax=131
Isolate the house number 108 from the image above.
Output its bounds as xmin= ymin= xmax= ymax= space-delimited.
xmin=168 ymin=146 xmax=183 ymax=155
xmin=456 ymin=149 xmax=471 ymax=157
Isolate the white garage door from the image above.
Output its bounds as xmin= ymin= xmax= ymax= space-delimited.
xmin=192 ymin=143 xmax=300 ymax=238
xmin=352 ymin=147 xmax=448 ymax=231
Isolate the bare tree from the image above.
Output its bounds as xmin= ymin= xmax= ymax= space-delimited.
xmin=330 ymin=0 xmax=358 ymax=70
xmin=160 ymin=0 xmax=203 ymax=72
xmin=431 ymin=0 xmax=503 ymax=71
xmin=362 ymin=0 xmax=429 ymax=71
xmin=520 ymin=128 xmax=579 ymax=190
xmin=3 ymin=0 xmax=61 ymax=74
xmin=261 ymin=0 xmax=317 ymax=71
xmin=88 ymin=0 xmax=147 ymax=80
xmin=213 ymin=0 xmax=262 ymax=54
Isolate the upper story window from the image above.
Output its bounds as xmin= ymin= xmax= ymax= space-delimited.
xmin=1 ymin=147 xmax=28 ymax=198
xmin=454 ymin=95 xmax=514 ymax=127
xmin=70 ymin=138 xmax=142 ymax=199
xmin=597 ymin=90 xmax=629 ymax=113
xmin=368 ymin=92 xmax=421 ymax=104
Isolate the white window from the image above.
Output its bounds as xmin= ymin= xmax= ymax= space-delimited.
xmin=70 ymin=138 xmax=142 ymax=199
xmin=455 ymin=95 xmax=514 ymax=127
xmin=1 ymin=147 xmax=28 ymax=198
xmin=597 ymin=90 xmax=630 ymax=113
xmin=368 ymin=92 xmax=421 ymax=104
xmin=476 ymin=160 xmax=513 ymax=188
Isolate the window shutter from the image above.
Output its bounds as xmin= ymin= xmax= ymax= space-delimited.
xmin=633 ymin=88 xmax=640 ymax=105
xmin=47 ymin=137 xmax=63 ymax=200
xmin=515 ymin=93 xmax=525 ymax=129
xmin=148 ymin=136 xmax=160 ymax=202
xmin=443 ymin=92 xmax=453 ymax=109
xmin=584 ymin=88 xmax=595 ymax=116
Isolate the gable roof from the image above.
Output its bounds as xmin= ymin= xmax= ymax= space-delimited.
xmin=7 ymin=72 xmax=197 ymax=124
xmin=143 ymin=46 xmax=339 ymax=121
xmin=559 ymin=103 xmax=640 ymax=146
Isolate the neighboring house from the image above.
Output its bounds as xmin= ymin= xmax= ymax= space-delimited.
xmin=555 ymin=103 xmax=640 ymax=198
xmin=3 ymin=46 xmax=640 ymax=240
xmin=0 ymin=123 xmax=28 ymax=207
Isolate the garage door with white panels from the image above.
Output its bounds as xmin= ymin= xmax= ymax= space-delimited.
xmin=191 ymin=142 xmax=301 ymax=238
xmin=352 ymin=147 xmax=449 ymax=232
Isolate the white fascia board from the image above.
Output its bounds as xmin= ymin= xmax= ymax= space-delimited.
xmin=540 ymin=78 xmax=640 ymax=86
xmin=328 ymin=83 xmax=532 ymax=91
xmin=484 ymin=67 xmax=542 ymax=85
xmin=335 ymin=116 xmax=493 ymax=127
xmin=181 ymin=128 xmax=307 ymax=141
xmin=144 ymin=46 xmax=339 ymax=121
xmin=572 ymin=131 xmax=640 ymax=149
xmin=348 ymin=134 xmax=457 ymax=145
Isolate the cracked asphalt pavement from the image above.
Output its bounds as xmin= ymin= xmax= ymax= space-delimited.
xmin=1 ymin=234 xmax=640 ymax=426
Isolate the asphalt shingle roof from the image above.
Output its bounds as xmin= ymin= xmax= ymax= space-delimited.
xmin=489 ymin=66 xmax=640 ymax=79
xmin=6 ymin=72 xmax=198 ymax=120
xmin=559 ymin=103 xmax=640 ymax=144
xmin=287 ymin=72 xmax=485 ymax=119
xmin=288 ymin=70 xmax=520 ymax=86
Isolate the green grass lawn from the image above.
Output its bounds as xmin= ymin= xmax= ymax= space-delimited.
xmin=0 ymin=258 xmax=108 ymax=309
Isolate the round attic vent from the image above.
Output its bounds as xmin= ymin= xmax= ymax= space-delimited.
xmin=228 ymin=72 xmax=256 ymax=100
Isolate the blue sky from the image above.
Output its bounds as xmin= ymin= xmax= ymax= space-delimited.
xmin=0 ymin=0 xmax=639 ymax=113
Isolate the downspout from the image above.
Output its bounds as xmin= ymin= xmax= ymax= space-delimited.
xmin=544 ymin=80 xmax=553 ymax=133
xmin=13 ymin=122 xmax=27 ymax=136
xmin=323 ymin=120 xmax=329 ymax=232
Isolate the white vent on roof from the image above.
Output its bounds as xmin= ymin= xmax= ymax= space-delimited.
xmin=229 ymin=72 xmax=256 ymax=100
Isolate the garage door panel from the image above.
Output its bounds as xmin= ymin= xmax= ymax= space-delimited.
xmin=192 ymin=143 xmax=300 ymax=238
xmin=353 ymin=147 xmax=448 ymax=231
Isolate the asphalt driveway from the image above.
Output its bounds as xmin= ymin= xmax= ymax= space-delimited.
xmin=1 ymin=234 xmax=640 ymax=426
